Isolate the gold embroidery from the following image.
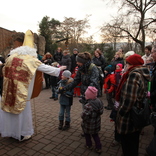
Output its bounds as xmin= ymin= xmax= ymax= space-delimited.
xmin=1 ymin=53 xmax=42 ymax=114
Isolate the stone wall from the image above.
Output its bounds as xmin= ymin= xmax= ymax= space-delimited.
xmin=0 ymin=27 xmax=45 ymax=58
xmin=0 ymin=27 xmax=16 ymax=58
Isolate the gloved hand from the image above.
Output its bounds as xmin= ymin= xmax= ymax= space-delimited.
xmin=114 ymin=101 xmax=119 ymax=108
xmin=107 ymin=89 xmax=111 ymax=93
xmin=58 ymin=87 xmax=65 ymax=94
xmin=79 ymin=96 xmax=87 ymax=104
xmin=146 ymin=91 xmax=150 ymax=98
xmin=104 ymin=89 xmax=108 ymax=93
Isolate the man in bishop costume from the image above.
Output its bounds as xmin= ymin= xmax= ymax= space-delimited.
xmin=0 ymin=30 xmax=66 ymax=141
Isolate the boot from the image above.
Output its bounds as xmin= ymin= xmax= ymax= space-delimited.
xmin=58 ymin=120 xmax=63 ymax=130
xmin=62 ymin=121 xmax=70 ymax=130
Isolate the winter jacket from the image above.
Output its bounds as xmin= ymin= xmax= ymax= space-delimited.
xmin=114 ymin=69 xmax=122 ymax=87
xmin=65 ymin=62 xmax=100 ymax=96
xmin=41 ymin=57 xmax=54 ymax=65
xmin=116 ymin=66 xmax=150 ymax=134
xmin=60 ymin=54 xmax=71 ymax=71
xmin=57 ymin=78 xmax=74 ymax=106
xmin=103 ymin=74 xmax=116 ymax=93
xmin=92 ymin=55 xmax=106 ymax=72
xmin=70 ymin=54 xmax=78 ymax=73
xmin=50 ymin=75 xmax=59 ymax=87
xmin=81 ymin=98 xmax=104 ymax=134
xmin=53 ymin=51 xmax=63 ymax=64
xmin=110 ymin=58 xmax=124 ymax=72
xmin=151 ymin=62 xmax=156 ymax=109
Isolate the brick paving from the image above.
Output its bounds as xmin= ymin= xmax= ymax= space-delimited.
xmin=0 ymin=88 xmax=154 ymax=156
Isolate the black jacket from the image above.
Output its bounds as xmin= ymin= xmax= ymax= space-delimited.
xmin=92 ymin=55 xmax=106 ymax=72
xmin=53 ymin=51 xmax=63 ymax=64
xmin=70 ymin=54 xmax=78 ymax=73
xmin=110 ymin=57 xmax=124 ymax=72
xmin=60 ymin=54 xmax=71 ymax=71
xmin=151 ymin=62 xmax=156 ymax=108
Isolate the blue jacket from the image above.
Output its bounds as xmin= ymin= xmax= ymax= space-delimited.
xmin=57 ymin=78 xmax=74 ymax=105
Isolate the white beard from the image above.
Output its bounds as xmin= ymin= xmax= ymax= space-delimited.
xmin=10 ymin=46 xmax=37 ymax=58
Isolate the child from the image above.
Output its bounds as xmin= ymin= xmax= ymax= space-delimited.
xmin=71 ymin=66 xmax=81 ymax=97
xmin=114 ymin=63 xmax=123 ymax=87
xmin=49 ymin=62 xmax=60 ymax=100
xmin=109 ymin=63 xmax=123 ymax=147
xmin=103 ymin=65 xmax=116 ymax=110
xmin=81 ymin=86 xmax=104 ymax=154
xmin=110 ymin=63 xmax=123 ymax=120
xmin=57 ymin=70 xmax=74 ymax=130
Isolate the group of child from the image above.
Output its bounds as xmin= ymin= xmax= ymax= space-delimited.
xmin=47 ymin=60 xmax=123 ymax=154
xmin=54 ymin=52 xmax=155 ymax=153
xmin=57 ymin=71 xmax=104 ymax=154
xmin=47 ymin=60 xmax=104 ymax=153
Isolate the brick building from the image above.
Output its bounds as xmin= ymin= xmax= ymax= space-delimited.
xmin=0 ymin=27 xmax=16 ymax=58
xmin=0 ymin=27 xmax=45 ymax=58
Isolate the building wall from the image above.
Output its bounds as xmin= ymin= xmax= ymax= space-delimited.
xmin=0 ymin=27 xmax=16 ymax=57
xmin=0 ymin=27 xmax=45 ymax=58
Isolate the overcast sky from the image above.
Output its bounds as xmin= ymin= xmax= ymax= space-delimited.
xmin=0 ymin=0 xmax=119 ymax=42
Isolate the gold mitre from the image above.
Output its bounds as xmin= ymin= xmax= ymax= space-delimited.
xmin=22 ymin=30 xmax=34 ymax=48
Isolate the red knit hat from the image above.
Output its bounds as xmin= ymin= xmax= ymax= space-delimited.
xmin=126 ymin=54 xmax=144 ymax=65
xmin=85 ymin=86 xmax=97 ymax=100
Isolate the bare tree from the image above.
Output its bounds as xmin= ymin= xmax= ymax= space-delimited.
xmin=100 ymin=18 xmax=123 ymax=51
xmin=101 ymin=0 xmax=156 ymax=53
xmin=59 ymin=16 xmax=90 ymax=48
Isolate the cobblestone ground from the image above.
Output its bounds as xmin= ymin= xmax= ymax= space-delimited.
xmin=0 ymin=88 xmax=154 ymax=156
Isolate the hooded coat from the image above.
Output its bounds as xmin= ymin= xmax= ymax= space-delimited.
xmin=81 ymin=98 xmax=104 ymax=134
xmin=116 ymin=66 xmax=150 ymax=134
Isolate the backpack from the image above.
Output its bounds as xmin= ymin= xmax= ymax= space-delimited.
xmin=88 ymin=63 xmax=104 ymax=81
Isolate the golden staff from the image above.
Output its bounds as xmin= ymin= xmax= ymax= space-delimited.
xmin=33 ymin=98 xmax=37 ymax=135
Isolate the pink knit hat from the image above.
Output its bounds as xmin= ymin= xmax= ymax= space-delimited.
xmin=85 ymin=86 xmax=98 ymax=100
xmin=116 ymin=63 xmax=123 ymax=69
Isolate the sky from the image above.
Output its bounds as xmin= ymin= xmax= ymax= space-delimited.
xmin=0 ymin=0 xmax=119 ymax=42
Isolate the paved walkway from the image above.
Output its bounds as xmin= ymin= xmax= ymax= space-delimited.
xmin=0 ymin=88 xmax=154 ymax=156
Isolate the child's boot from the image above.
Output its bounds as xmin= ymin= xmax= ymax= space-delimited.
xmin=58 ymin=120 xmax=63 ymax=130
xmin=62 ymin=121 xmax=70 ymax=130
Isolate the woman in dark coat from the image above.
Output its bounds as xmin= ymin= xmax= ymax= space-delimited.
xmin=111 ymin=51 xmax=124 ymax=72
xmin=53 ymin=47 xmax=63 ymax=64
xmin=60 ymin=50 xmax=71 ymax=71
xmin=64 ymin=52 xmax=100 ymax=99
xmin=70 ymin=48 xmax=79 ymax=73
xmin=92 ymin=49 xmax=106 ymax=96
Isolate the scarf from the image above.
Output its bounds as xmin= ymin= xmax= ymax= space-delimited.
xmin=115 ymin=65 xmax=141 ymax=102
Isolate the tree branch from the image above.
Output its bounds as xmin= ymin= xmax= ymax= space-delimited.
xmin=108 ymin=24 xmax=143 ymax=45
xmin=144 ymin=0 xmax=156 ymax=13
xmin=126 ymin=0 xmax=140 ymax=11
xmin=143 ymin=19 xmax=156 ymax=28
